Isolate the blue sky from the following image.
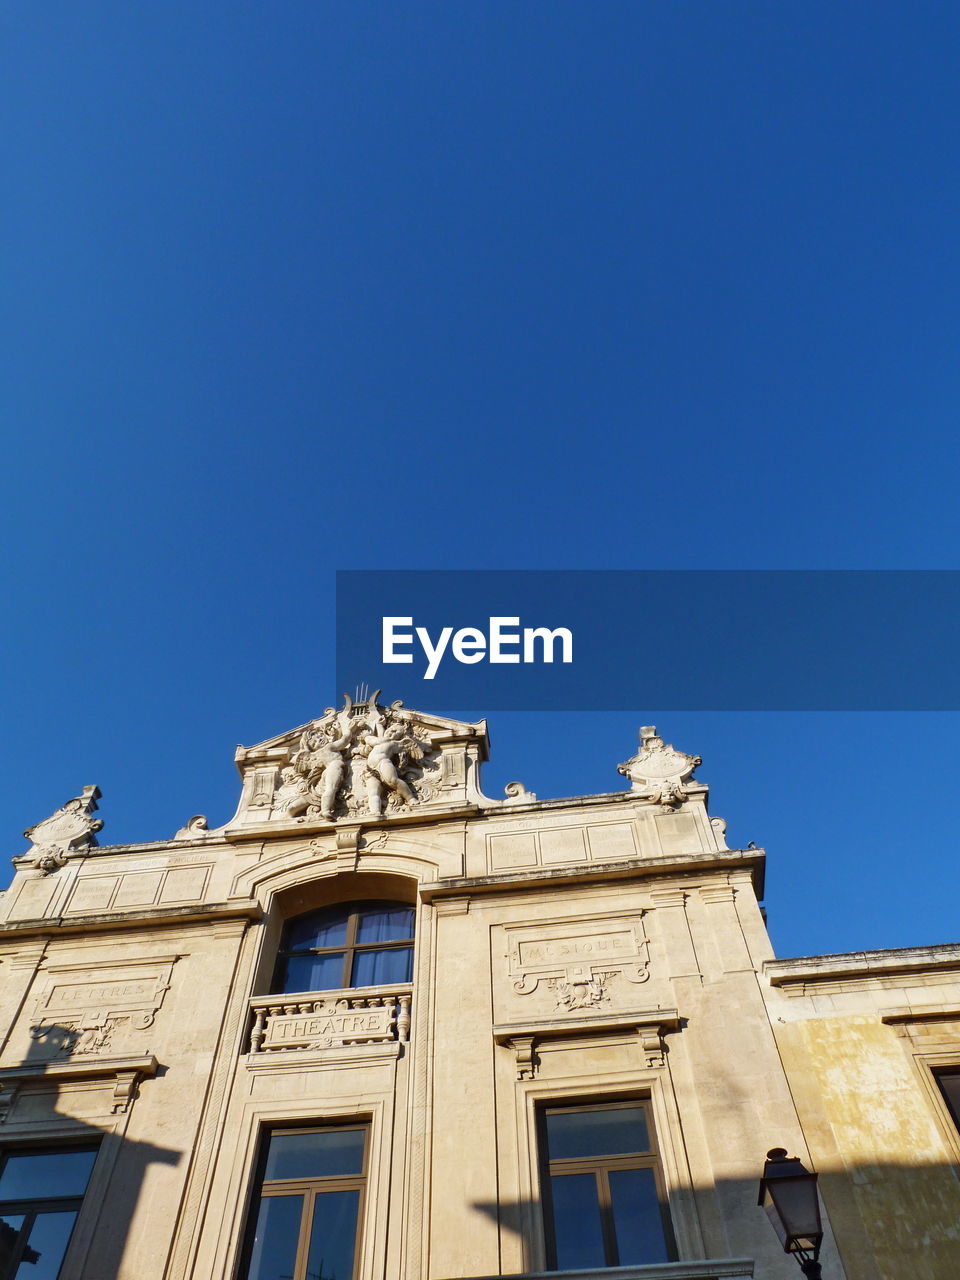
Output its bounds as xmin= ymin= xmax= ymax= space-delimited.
xmin=2 ymin=3 xmax=959 ymax=958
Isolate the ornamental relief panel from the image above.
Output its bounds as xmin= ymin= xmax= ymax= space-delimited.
xmin=262 ymin=695 xmax=446 ymax=822
xmin=18 ymin=957 xmax=178 ymax=1063
xmin=497 ymin=914 xmax=652 ymax=1019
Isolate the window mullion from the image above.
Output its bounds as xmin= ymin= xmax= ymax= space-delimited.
xmin=292 ymin=1188 xmax=315 ymax=1280
xmin=3 ymin=1207 xmax=38 ymax=1280
xmin=596 ymin=1168 xmax=619 ymax=1266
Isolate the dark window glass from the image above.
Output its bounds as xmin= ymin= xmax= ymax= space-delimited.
xmin=936 ymin=1069 xmax=960 ymax=1130
xmin=265 ymin=1130 xmax=365 ymax=1181
xmin=541 ymin=1102 xmax=672 ymax=1271
xmin=0 ymin=1217 xmax=26 ymax=1273
xmin=544 ymin=1105 xmax=649 ymax=1160
xmin=14 ymin=1211 xmax=78 ymax=1280
xmin=548 ymin=1173 xmax=605 ymax=1270
xmin=242 ymin=1127 xmax=366 ymax=1280
xmin=305 ymin=1190 xmax=361 ymax=1280
xmin=247 ymin=1196 xmax=302 ymax=1280
xmin=275 ymin=902 xmax=415 ymax=994
xmin=351 ymin=948 xmax=413 ymax=988
xmin=0 ymin=1145 xmax=98 ymax=1280
xmin=0 ymin=1150 xmax=97 ymax=1201
xmin=355 ymin=907 xmax=414 ymax=944
xmin=609 ymin=1168 xmax=670 ymax=1265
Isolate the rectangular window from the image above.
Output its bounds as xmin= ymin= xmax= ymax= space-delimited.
xmin=540 ymin=1100 xmax=673 ymax=1270
xmin=241 ymin=1124 xmax=367 ymax=1280
xmin=935 ymin=1068 xmax=960 ymax=1132
xmin=0 ymin=1144 xmax=99 ymax=1280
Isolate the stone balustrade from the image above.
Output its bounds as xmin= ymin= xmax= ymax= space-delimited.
xmin=442 ymin=1263 xmax=754 ymax=1280
xmin=247 ymin=984 xmax=412 ymax=1054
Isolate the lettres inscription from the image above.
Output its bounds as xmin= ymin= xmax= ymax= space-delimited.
xmin=30 ymin=958 xmax=177 ymax=1058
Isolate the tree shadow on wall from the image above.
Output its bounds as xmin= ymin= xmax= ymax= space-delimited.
xmin=466 ymin=1147 xmax=960 ymax=1280
xmin=0 ymin=1023 xmax=182 ymax=1279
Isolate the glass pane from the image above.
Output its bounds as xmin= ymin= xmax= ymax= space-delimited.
xmin=15 ymin=1211 xmax=78 ymax=1279
xmin=937 ymin=1071 xmax=960 ymax=1127
xmin=545 ymin=1106 xmax=649 ymax=1159
xmin=265 ymin=1130 xmax=365 ymax=1181
xmin=0 ymin=1148 xmax=97 ymax=1200
xmin=0 ymin=1216 xmax=26 ymax=1272
xmin=305 ymin=1189 xmax=360 ymax=1280
xmin=351 ymin=947 xmax=413 ymax=987
xmin=609 ymin=1167 xmax=669 ymax=1264
xmin=285 ymin=912 xmax=349 ymax=951
xmin=549 ymin=1173 xmax=605 ymax=1270
xmin=247 ymin=1194 xmax=303 ymax=1280
xmin=280 ymin=952 xmax=346 ymax=994
xmin=355 ymin=907 xmax=414 ymax=944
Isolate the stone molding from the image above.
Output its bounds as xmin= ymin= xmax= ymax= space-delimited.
xmin=0 ymin=1053 xmax=159 ymax=1121
xmin=494 ymin=1008 xmax=680 ymax=1078
xmin=420 ymin=847 xmax=765 ymax=902
xmin=766 ymin=943 xmax=960 ymax=993
xmin=0 ymin=899 xmax=262 ymax=940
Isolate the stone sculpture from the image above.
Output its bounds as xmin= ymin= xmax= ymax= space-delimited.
xmin=22 ymin=785 xmax=103 ymax=874
xmin=618 ymin=726 xmax=701 ymax=809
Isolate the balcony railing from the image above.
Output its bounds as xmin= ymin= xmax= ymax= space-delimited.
xmin=442 ymin=1264 xmax=754 ymax=1280
xmin=247 ymin=984 xmax=412 ymax=1055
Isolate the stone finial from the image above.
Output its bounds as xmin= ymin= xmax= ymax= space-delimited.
xmin=22 ymin=785 xmax=103 ymax=874
xmin=617 ymin=726 xmax=701 ymax=809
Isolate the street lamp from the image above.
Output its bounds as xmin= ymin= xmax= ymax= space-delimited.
xmin=757 ymin=1147 xmax=824 ymax=1280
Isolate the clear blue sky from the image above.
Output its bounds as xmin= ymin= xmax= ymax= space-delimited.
xmin=2 ymin=4 xmax=959 ymax=958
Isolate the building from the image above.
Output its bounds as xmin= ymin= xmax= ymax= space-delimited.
xmin=0 ymin=698 xmax=958 ymax=1280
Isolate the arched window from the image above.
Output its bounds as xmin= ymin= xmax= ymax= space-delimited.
xmin=274 ymin=901 xmax=415 ymax=994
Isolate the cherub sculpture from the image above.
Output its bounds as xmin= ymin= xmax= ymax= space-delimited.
xmin=289 ymin=703 xmax=355 ymax=819
xmin=360 ymin=720 xmax=428 ymax=817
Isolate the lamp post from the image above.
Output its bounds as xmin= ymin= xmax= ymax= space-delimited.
xmin=757 ymin=1147 xmax=824 ymax=1280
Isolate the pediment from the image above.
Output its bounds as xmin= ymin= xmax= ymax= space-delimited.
xmin=228 ymin=695 xmax=489 ymax=828
xmin=236 ymin=696 xmax=488 ymax=767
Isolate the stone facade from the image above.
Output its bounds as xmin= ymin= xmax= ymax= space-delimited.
xmin=0 ymin=700 xmax=957 ymax=1280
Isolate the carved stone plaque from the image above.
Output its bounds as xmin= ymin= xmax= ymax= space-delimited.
xmin=262 ymin=999 xmax=396 ymax=1051
xmin=29 ymin=957 xmax=177 ymax=1059
xmin=504 ymin=915 xmax=650 ymax=1012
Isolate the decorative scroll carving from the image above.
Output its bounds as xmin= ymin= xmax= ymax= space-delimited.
xmin=270 ymin=695 xmax=442 ymax=822
xmin=506 ymin=916 xmax=650 ymax=1011
xmin=504 ymin=781 xmax=537 ymax=803
xmin=111 ymin=1070 xmax=141 ymax=1114
xmin=173 ymin=815 xmax=212 ymax=841
xmin=0 ymin=1083 xmax=19 ymax=1124
xmin=29 ymin=958 xmax=177 ymax=1059
xmin=22 ymin=785 xmax=103 ymax=874
xmin=637 ymin=1023 xmax=668 ymax=1068
xmin=507 ymin=1035 xmax=538 ymax=1079
xmin=248 ymin=986 xmax=413 ymax=1054
xmin=618 ymin=726 xmax=701 ymax=809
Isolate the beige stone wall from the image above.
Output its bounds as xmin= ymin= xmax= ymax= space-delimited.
xmin=765 ymin=961 xmax=960 ymax=1280
xmin=1 ymin=709 xmax=957 ymax=1280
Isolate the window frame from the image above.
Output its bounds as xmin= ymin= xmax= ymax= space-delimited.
xmin=538 ymin=1098 xmax=676 ymax=1271
xmin=238 ymin=1122 xmax=369 ymax=1280
xmin=273 ymin=901 xmax=416 ymax=994
xmin=0 ymin=1141 xmax=101 ymax=1280
xmin=933 ymin=1067 xmax=960 ymax=1132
